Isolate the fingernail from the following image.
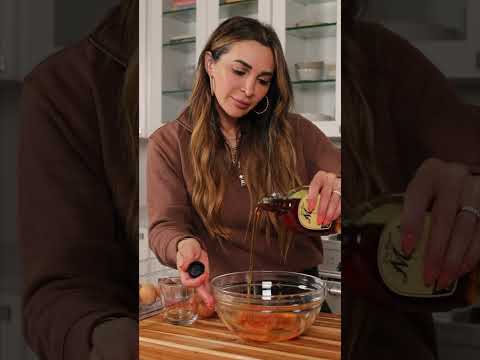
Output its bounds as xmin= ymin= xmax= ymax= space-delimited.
xmin=402 ymin=232 xmax=415 ymax=256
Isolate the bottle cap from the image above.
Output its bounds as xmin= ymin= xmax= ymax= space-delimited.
xmin=187 ymin=261 xmax=205 ymax=278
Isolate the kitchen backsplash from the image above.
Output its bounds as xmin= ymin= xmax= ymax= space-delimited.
xmin=139 ymin=204 xmax=178 ymax=280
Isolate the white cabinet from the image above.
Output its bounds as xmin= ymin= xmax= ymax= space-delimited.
xmin=366 ymin=0 xmax=480 ymax=80
xmin=140 ymin=0 xmax=340 ymax=138
xmin=272 ymin=0 xmax=340 ymax=137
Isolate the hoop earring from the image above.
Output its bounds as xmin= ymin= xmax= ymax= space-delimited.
xmin=210 ymin=76 xmax=215 ymax=96
xmin=253 ymin=96 xmax=269 ymax=115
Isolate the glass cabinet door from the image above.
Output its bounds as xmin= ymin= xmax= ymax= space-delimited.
xmin=219 ymin=0 xmax=259 ymax=22
xmin=285 ymin=0 xmax=339 ymax=138
xmin=140 ymin=0 xmax=341 ymax=138
xmin=162 ymin=0 xmax=198 ymax=124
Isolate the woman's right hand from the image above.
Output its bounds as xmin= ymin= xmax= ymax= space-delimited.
xmin=176 ymin=238 xmax=215 ymax=311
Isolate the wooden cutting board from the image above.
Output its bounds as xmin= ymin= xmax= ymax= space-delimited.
xmin=139 ymin=312 xmax=341 ymax=360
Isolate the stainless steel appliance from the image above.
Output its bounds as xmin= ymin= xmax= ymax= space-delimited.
xmin=318 ymin=234 xmax=341 ymax=314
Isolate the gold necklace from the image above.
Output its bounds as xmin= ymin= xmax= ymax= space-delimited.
xmin=225 ymin=138 xmax=246 ymax=187
xmin=238 ymin=161 xmax=246 ymax=187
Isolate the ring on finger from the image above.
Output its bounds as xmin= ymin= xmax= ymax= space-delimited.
xmin=458 ymin=206 xmax=480 ymax=220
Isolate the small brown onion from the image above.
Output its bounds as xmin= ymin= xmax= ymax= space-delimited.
xmin=193 ymin=293 xmax=216 ymax=319
xmin=139 ymin=283 xmax=157 ymax=305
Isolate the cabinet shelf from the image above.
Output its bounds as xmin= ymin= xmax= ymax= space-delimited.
xmin=291 ymin=0 xmax=336 ymax=5
xmin=220 ymin=0 xmax=257 ymax=8
xmin=287 ymin=22 xmax=336 ymax=39
xmin=162 ymin=88 xmax=192 ymax=96
xmin=292 ymin=79 xmax=335 ymax=86
xmin=163 ymin=6 xmax=196 ymax=22
xmin=163 ymin=37 xmax=195 ymax=49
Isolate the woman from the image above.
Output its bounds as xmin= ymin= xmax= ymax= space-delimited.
xmin=19 ymin=1 xmax=139 ymax=359
xmin=147 ymin=17 xmax=341 ymax=309
xmin=342 ymin=0 xmax=480 ymax=358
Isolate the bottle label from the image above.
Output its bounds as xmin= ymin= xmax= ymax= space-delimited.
xmin=377 ymin=214 xmax=457 ymax=298
xmin=297 ymin=194 xmax=322 ymax=230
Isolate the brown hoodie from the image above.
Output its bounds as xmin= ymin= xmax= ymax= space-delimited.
xmin=18 ymin=7 xmax=137 ymax=360
xmin=147 ymin=112 xmax=340 ymax=278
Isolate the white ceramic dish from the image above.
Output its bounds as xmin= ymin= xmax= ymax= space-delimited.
xmin=295 ymin=61 xmax=324 ymax=81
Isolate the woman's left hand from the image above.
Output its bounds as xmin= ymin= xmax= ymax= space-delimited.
xmin=307 ymin=170 xmax=341 ymax=226
xmin=401 ymin=158 xmax=480 ymax=290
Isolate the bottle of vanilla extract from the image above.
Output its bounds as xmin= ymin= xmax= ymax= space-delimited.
xmin=342 ymin=194 xmax=479 ymax=312
xmin=258 ymin=186 xmax=341 ymax=235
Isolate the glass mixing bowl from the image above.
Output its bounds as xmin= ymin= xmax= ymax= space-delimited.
xmin=211 ymin=271 xmax=326 ymax=342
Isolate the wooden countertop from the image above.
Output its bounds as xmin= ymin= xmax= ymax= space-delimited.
xmin=140 ymin=312 xmax=341 ymax=360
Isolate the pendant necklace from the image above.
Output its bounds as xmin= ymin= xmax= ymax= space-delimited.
xmin=225 ymin=135 xmax=246 ymax=187
xmin=237 ymin=161 xmax=247 ymax=187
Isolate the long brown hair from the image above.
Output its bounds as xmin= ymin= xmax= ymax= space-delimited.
xmin=188 ymin=17 xmax=300 ymax=256
xmin=342 ymin=0 xmax=387 ymax=211
xmin=119 ymin=0 xmax=139 ymax=246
